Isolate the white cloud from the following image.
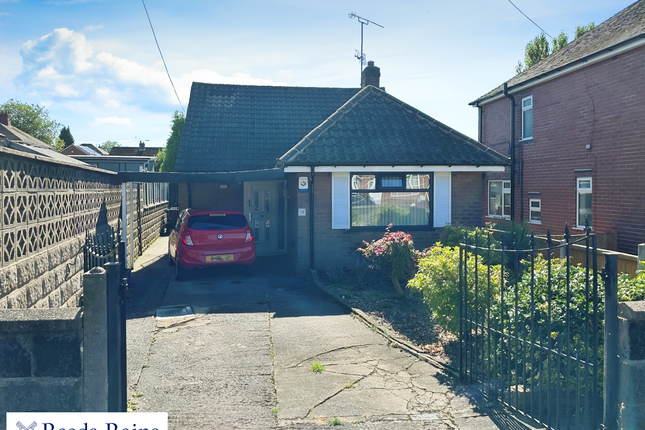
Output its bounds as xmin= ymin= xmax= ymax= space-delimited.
xmin=92 ymin=116 xmax=132 ymax=126
xmin=83 ymin=24 xmax=104 ymax=32
xmin=15 ymin=27 xmax=288 ymax=113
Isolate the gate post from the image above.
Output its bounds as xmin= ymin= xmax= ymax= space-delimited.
xmin=638 ymin=244 xmax=644 ymax=271
xmin=603 ymin=253 xmax=619 ymax=430
xmin=83 ymin=267 xmax=109 ymax=411
xmin=105 ymin=262 xmax=126 ymax=412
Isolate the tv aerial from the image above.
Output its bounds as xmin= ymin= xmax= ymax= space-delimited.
xmin=348 ymin=12 xmax=383 ymax=80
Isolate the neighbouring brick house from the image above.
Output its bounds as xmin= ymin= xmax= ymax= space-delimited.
xmin=471 ymin=0 xmax=645 ymax=254
xmin=174 ymin=63 xmax=509 ymax=275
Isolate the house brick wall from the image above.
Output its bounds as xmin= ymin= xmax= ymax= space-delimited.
xmin=185 ymin=182 xmax=244 ymax=211
xmin=451 ymin=172 xmax=484 ymax=227
xmin=480 ymin=45 xmax=645 ymax=253
xmin=308 ymin=174 xmax=442 ymax=275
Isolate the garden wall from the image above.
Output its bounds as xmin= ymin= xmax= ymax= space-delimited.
xmin=0 ymin=147 xmax=168 ymax=309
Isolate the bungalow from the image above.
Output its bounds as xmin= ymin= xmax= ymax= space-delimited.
xmin=174 ymin=63 xmax=509 ymax=275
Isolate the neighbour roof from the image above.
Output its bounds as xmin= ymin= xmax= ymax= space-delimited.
xmin=110 ymin=146 xmax=161 ymax=156
xmin=472 ymin=0 xmax=645 ymax=104
xmin=0 ymin=122 xmax=86 ymax=165
xmin=175 ymin=82 xmax=361 ymax=172
xmin=279 ymin=85 xmax=509 ymax=167
xmin=61 ymin=144 xmax=102 ymax=156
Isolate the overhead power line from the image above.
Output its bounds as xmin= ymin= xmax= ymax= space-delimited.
xmin=507 ymin=0 xmax=553 ymax=40
xmin=142 ymin=0 xmax=185 ymax=114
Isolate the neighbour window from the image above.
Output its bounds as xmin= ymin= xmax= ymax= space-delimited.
xmin=350 ymin=173 xmax=431 ymax=227
xmin=577 ymin=177 xmax=592 ymax=228
xmin=529 ymin=199 xmax=541 ymax=224
xmin=488 ymin=180 xmax=511 ymax=218
xmin=522 ymin=96 xmax=533 ymax=140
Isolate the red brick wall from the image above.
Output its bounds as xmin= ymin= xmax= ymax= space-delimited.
xmin=451 ymin=172 xmax=484 ymax=226
xmin=480 ymin=45 xmax=645 ymax=253
xmin=308 ymin=174 xmax=454 ymax=274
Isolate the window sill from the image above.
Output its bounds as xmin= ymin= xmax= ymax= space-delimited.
xmin=486 ymin=215 xmax=511 ymax=220
xmin=529 ymin=221 xmax=542 ymax=225
xmin=519 ymin=138 xmax=533 ymax=144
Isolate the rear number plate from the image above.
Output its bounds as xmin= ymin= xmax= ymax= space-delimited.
xmin=206 ymin=254 xmax=234 ymax=262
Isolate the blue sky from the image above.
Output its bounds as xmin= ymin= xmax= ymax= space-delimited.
xmin=0 ymin=0 xmax=635 ymax=148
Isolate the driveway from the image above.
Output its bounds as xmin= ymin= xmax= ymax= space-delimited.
xmin=126 ymin=236 xmax=539 ymax=429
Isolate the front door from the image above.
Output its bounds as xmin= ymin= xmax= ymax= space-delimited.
xmin=244 ymin=181 xmax=286 ymax=255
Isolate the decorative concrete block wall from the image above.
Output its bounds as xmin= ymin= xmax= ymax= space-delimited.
xmin=0 ymin=147 xmax=168 ymax=309
xmin=0 ymin=308 xmax=83 ymax=428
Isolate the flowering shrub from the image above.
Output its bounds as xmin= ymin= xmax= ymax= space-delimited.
xmin=358 ymin=225 xmax=419 ymax=296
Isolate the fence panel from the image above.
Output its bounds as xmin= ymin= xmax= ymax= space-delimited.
xmin=459 ymin=225 xmax=605 ymax=429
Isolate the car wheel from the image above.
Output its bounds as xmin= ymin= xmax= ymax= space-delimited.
xmin=175 ymin=261 xmax=187 ymax=281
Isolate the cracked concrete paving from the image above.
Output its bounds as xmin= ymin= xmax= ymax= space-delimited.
xmin=127 ymin=237 xmax=541 ymax=429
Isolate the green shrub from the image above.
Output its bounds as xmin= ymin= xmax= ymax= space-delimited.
xmin=408 ymin=244 xmax=502 ymax=333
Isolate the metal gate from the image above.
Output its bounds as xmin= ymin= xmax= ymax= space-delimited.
xmin=458 ymin=224 xmax=616 ymax=429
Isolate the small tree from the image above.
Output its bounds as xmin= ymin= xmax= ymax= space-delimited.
xmin=160 ymin=111 xmax=185 ymax=172
xmin=0 ymin=99 xmax=61 ymax=145
xmin=59 ymin=126 xmax=75 ymax=148
xmin=358 ymin=225 xmax=419 ymax=297
xmin=575 ymin=22 xmax=596 ymax=39
xmin=99 ymin=140 xmax=120 ymax=153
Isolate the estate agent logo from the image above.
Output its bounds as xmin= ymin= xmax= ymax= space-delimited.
xmin=8 ymin=413 xmax=167 ymax=430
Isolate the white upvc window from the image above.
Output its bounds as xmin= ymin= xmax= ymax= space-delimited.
xmin=529 ymin=199 xmax=541 ymax=224
xmin=522 ymin=95 xmax=533 ymax=140
xmin=488 ymin=180 xmax=510 ymax=218
xmin=577 ymin=177 xmax=592 ymax=228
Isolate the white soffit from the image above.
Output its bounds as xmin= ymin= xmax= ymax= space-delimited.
xmin=284 ymin=165 xmax=505 ymax=173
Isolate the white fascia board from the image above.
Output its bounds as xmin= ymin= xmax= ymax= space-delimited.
xmin=284 ymin=165 xmax=505 ymax=173
xmin=477 ymin=37 xmax=645 ymax=106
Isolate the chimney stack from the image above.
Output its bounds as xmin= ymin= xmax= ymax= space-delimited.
xmin=139 ymin=141 xmax=145 ymax=149
xmin=361 ymin=61 xmax=380 ymax=88
xmin=0 ymin=112 xmax=11 ymax=127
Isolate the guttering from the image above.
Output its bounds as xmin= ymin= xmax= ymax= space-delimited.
xmin=283 ymin=165 xmax=507 ymax=173
xmin=472 ymin=34 xmax=645 ymax=107
xmin=503 ymin=82 xmax=516 ymax=222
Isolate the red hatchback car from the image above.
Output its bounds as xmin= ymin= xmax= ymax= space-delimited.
xmin=168 ymin=209 xmax=256 ymax=280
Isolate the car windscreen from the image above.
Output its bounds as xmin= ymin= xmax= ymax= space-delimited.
xmin=186 ymin=214 xmax=248 ymax=230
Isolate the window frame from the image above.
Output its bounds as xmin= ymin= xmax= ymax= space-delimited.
xmin=521 ymin=95 xmax=533 ymax=140
xmin=576 ymin=177 xmax=592 ymax=229
xmin=529 ymin=198 xmax=541 ymax=224
xmin=487 ymin=180 xmax=511 ymax=219
xmin=349 ymin=172 xmax=433 ymax=229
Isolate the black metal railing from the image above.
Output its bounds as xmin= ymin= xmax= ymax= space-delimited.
xmin=458 ymin=223 xmax=612 ymax=429
xmin=84 ymin=228 xmax=121 ymax=272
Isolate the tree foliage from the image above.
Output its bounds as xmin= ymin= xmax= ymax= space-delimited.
xmin=59 ymin=126 xmax=75 ymax=148
xmin=154 ymin=148 xmax=166 ymax=172
xmin=160 ymin=111 xmax=185 ymax=172
xmin=515 ymin=22 xmax=595 ymax=75
xmin=99 ymin=140 xmax=120 ymax=153
xmin=0 ymin=99 xmax=61 ymax=145
xmin=53 ymin=138 xmax=66 ymax=153
xmin=575 ymin=22 xmax=596 ymax=39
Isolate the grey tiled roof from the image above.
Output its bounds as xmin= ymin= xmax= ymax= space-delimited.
xmin=278 ymin=86 xmax=509 ymax=167
xmin=472 ymin=0 xmax=645 ymax=104
xmin=175 ymin=83 xmax=360 ymax=172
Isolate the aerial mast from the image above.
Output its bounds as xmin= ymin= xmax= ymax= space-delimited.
xmin=348 ymin=12 xmax=383 ymax=83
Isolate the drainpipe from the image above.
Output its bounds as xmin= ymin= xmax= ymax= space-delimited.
xmin=309 ymin=166 xmax=315 ymax=270
xmin=503 ymin=82 xmax=516 ymax=222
